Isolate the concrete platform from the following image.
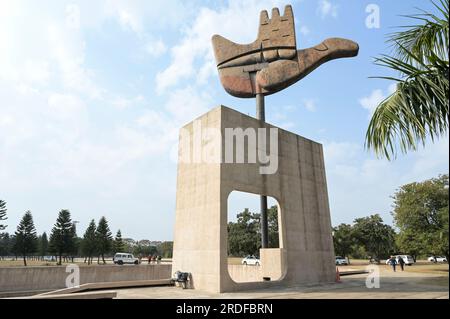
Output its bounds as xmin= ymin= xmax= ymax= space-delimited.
xmin=38 ymin=278 xmax=173 ymax=296
xmin=16 ymin=290 xmax=117 ymax=299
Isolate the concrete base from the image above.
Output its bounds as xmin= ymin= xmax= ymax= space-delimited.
xmin=260 ymin=248 xmax=286 ymax=281
xmin=172 ymin=106 xmax=335 ymax=293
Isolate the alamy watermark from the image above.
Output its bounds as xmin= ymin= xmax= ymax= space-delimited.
xmin=178 ymin=120 xmax=279 ymax=175
xmin=365 ymin=264 xmax=380 ymax=289
xmin=65 ymin=264 xmax=80 ymax=288
xmin=366 ymin=4 xmax=381 ymax=29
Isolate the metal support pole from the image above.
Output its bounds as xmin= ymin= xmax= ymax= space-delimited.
xmin=256 ymin=93 xmax=269 ymax=249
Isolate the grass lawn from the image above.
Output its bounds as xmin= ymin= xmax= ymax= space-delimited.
xmin=0 ymin=257 xmax=172 ymax=267
xmin=228 ymin=257 xmax=243 ymax=265
xmin=338 ymin=260 xmax=448 ymax=275
xmin=0 ymin=258 xmax=114 ymax=267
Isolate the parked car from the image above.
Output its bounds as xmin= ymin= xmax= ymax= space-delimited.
xmin=43 ymin=256 xmax=56 ymax=262
xmin=428 ymin=256 xmax=448 ymax=263
xmin=242 ymin=255 xmax=260 ymax=266
xmin=113 ymin=253 xmax=140 ymax=265
xmin=385 ymin=255 xmax=415 ymax=265
xmin=335 ymin=256 xmax=348 ymax=265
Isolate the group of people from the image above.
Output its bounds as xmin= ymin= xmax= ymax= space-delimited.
xmin=147 ymin=255 xmax=162 ymax=264
xmin=387 ymin=255 xmax=405 ymax=272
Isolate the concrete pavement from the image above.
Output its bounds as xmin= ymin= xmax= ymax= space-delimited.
xmin=114 ymin=267 xmax=448 ymax=299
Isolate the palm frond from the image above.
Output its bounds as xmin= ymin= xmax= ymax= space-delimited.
xmin=388 ymin=0 xmax=449 ymax=65
xmin=366 ymin=54 xmax=449 ymax=159
xmin=366 ymin=0 xmax=449 ymax=160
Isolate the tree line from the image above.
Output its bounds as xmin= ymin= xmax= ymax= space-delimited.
xmin=333 ymin=174 xmax=449 ymax=263
xmin=228 ymin=174 xmax=449 ymax=263
xmin=0 ymin=204 xmax=173 ymax=266
xmin=227 ymin=206 xmax=279 ymax=257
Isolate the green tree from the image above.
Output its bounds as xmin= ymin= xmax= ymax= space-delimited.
xmin=9 ymin=234 xmax=18 ymax=259
xmin=352 ymin=214 xmax=396 ymax=262
xmin=113 ymin=229 xmax=125 ymax=253
xmin=332 ymin=223 xmax=355 ymax=261
xmin=38 ymin=232 xmax=49 ymax=258
xmin=366 ymin=0 xmax=449 ymax=159
xmin=96 ymin=216 xmax=112 ymax=264
xmin=227 ymin=205 xmax=280 ymax=257
xmin=158 ymin=241 xmax=173 ymax=258
xmin=267 ymin=206 xmax=279 ymax=248
xmin=15 ymin=211 xmax=38 ymax=266
xmin=81 ymin=219 xmax=97 ymax=265
xmin=228 ymin=209 xmax=261 ymax=257
xmin=69 ymin=223 xmax=80 ymax=262
xmin=49 ymin=209 xmax=76 ymax=265
xmin=133 ymin=240 xmax=157 ymax=257
xmin=349 ymin=244 xmax=367 ymax=260
xmin=0 ymin=233 xmax=12 ymax=259
xmin=392 ymin=174 xmax=449 ymax=261
xmin=0 ymin=200 xmax=7 ymax=231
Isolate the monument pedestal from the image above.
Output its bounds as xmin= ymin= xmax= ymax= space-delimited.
xmin=172 ymin=105 xmax=335 ymax=293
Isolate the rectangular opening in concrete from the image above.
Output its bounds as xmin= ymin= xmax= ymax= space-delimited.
xmin=227 ymin=191 xmax=285 ymax=283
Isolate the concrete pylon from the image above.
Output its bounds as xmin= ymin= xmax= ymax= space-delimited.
xmin=172 ymin=105 xmax=335 ymax=293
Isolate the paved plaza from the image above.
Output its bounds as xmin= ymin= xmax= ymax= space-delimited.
xmin=114 ymin=265 xmax=448 ymax=299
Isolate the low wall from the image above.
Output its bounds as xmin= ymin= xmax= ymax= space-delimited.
xmin=0 ymin=264 xmax=172 ymax=293
xmin=228 ymin=265 xmax=263 ymax=283
xmin=228 ymin=249 xmax=286 ymax=283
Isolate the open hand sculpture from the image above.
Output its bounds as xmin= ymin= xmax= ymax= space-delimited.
xmin=212 ymin=5 xmax=359 ymax=98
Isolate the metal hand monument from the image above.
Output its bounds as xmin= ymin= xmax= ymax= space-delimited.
xmin=212 ymin=5 xmax=359 ymax=98
xmin=211 ymin=4 xmax=359 ymax=249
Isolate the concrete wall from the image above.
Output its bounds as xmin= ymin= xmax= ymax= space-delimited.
xmin=0 ymin=264 xmax=172 ymax=293
xmin=172 ymin=106 xmax=335 ymax=293
xmin=260 ymin=248 xmax=286 ymax=281
xmin=228 ymin=249 xmax=286 ymax=283
xmin=228 ymin=265 xmax=262 ymax=283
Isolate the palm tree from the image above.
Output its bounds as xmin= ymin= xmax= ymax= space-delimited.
xmin=366 ymin=0 xmax=449 ymax=159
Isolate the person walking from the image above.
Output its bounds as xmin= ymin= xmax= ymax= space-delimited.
xmin=398 ymin=256 xmax=405 ymax=271
xmin=388 ymin=255 xmax=397 ymax=272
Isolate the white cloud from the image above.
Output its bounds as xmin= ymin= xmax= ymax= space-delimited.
xmin=156 ymin=0 xmax=291 ymax=93
xmin=117 ymin=9 xmax=142 ymax=34
xmin=359 ymin=83 xmax=397 ymax=119
xmin=101 ymin=0 xmax=192 ymax=34
xmin=65 ymin=4 xmax=81 ymax=30
xmin=323 ymin=141 xmax=361 ymax=165
xmin=410 ymin=136 xmax=449 ymax=180
xmin=317 ymin=0 xmax=338 ymax=18
xmin=47 ymin=93 xmax=87 ymax=121
xmin=164 ymin=86 xmax=212 ymax=125
xmin=323 ymin=136 xmax=449 ymax=227
xmin=299 ymin=25 xmax=310 ymax=36
xmin=47 ymin=24 xmax=104 ymax=100
xmin=145 ymin=39 xmax=168 ymax=58
xmin=112 ymin=95 xmax=145 ymax=110
xmin=359 ymin=89 xmax=384 ymax=117
xmin=23 ymin=60 xmax=51 ymax=85
xmin=303 ymin=98 xmax=317 ymax=112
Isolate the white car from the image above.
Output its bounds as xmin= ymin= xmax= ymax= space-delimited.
xmin=428 ymin=256 xmax=448 ymax=263
xmin=113 ymin=253 xmax=140 ymax=265
xmin=43 ymin=256 xmax=56 ymax=262
xmin=335 ymin=256 xmax=348 ymax=265
xmin=242 ymin=255 xmax=260 ymax=266
xmin=385 ymin=255 xmax=415 ymax=265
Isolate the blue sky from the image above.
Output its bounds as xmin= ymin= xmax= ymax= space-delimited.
xmin=0 ymin=0 xmax=448 ymax=241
